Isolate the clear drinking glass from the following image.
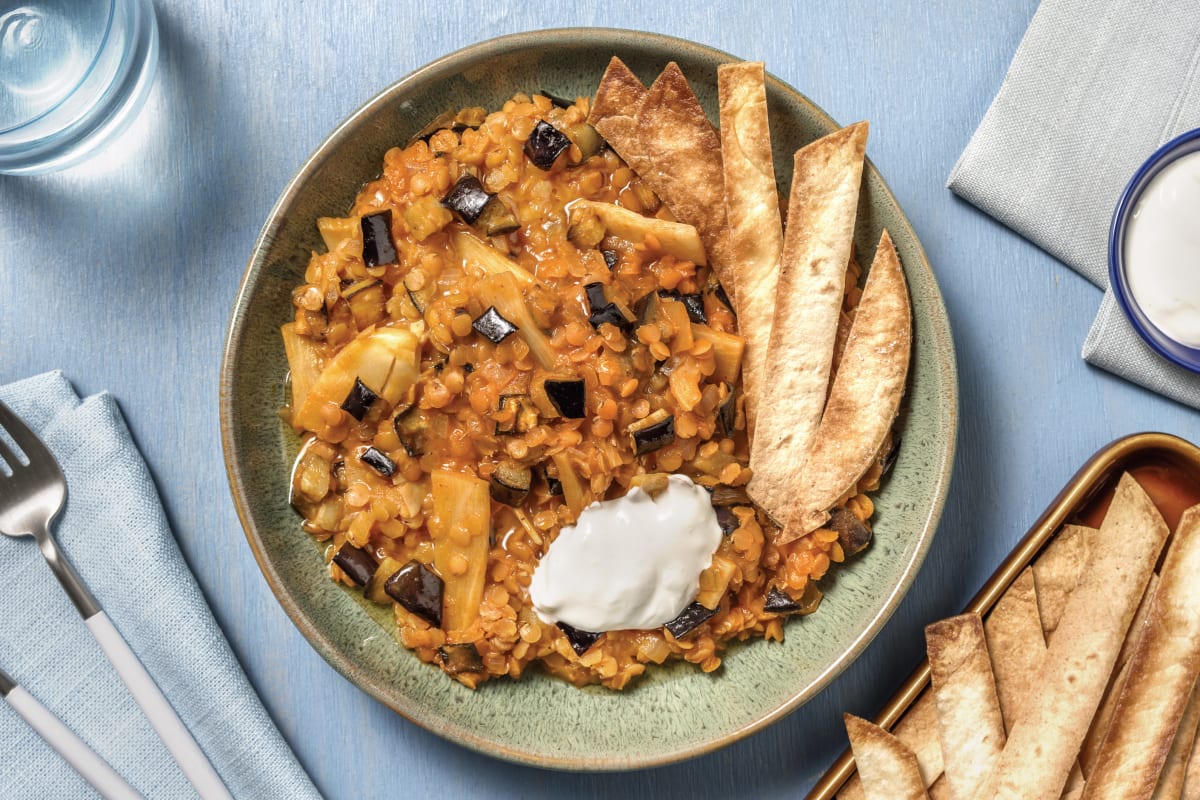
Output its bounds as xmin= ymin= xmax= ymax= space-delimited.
xmin=0 ymin=0 xmax=158 ymax=175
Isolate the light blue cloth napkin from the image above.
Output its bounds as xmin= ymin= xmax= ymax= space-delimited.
xmin=947 ymin=0 xmax=1200 ymax=409
xmin=0 ymin=372 xmax=320 ymax=799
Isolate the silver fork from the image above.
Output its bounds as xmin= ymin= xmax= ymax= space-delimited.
xmin=0 ymin=400 xmax=232 ymax=800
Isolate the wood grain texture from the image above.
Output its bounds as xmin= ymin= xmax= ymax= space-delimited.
xmin=5 ymin=1 xmax=1199 ymax=798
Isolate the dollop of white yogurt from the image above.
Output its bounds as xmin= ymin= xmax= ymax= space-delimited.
xmin=1125 ymin=150 xmax=1200 ymax=347
xmin=529 ymin=474 xmax=722 ymax=632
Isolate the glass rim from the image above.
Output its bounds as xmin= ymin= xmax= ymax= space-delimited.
xmin=0 ymin=0 xmax=118 ymax=137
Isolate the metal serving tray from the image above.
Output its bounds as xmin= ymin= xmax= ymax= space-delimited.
xmin=806 ymin=432 xmax=1200 ymax=800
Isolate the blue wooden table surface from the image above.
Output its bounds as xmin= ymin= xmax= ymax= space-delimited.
xmin=2 ymin=1 xmax=1197 ymax=797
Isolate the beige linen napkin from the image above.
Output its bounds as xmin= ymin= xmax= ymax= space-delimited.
xmin=947 ymin=0 xmax=1200 ymax=409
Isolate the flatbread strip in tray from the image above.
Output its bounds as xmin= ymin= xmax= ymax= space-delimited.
xmin=784 ymin=229 xmax=910 ymax=538
xmin=1153 ymin=678 xmax=1200 ymax=799
xmin=1083 ymin=506 xmax=1200 ymax=800
xmin=974 ymin=473 xmax=1169 ymax=800
xmin=588 ymin=58 xmax=736 ymax=300
xmin=844 ymin=714 xmax=930 ymax=800
xmin=717 ymin=60 xmax=784 ymax=435
xmin=747 ymin=121 xmax=868 ymax=529
xmin=926 ymin=614 xmax=1005 ymax=800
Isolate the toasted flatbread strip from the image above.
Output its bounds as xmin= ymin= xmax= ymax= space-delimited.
xmin=983 ymin=567 xmax=1046 ymax=732
xmin=1033 ymin=524 xmax=1097 ymax=641
xmin=717 ymin=61 xmax=784 ymax=432
xmin=926 ymin=613 xmax=1006 ymax=800
xmin=1183 ymin=695 xmax=1200 ymax=799
xmin=929 ymin=777 xmax=953 ymax=800
xmin=838 ymin=693 xmax=944 ymax=800
xmin=1153 ymin=677 xmax=1200 ymax=799
xmin=1082 ymin=505 xmax=1200 ymax=800
xmin=587 ymin=56 xmax=647 ymax=151
xmin=782 ymin=229 xmax=910 ymax=538
xmin=747 ymin=122 xmax=868 ymax=526
xmin=628 ymin=64 xmax=736 ymax=292
xmin=973 ymin=474 xmax=1170 ymax=800
xmin=1080 ymin=572 xmax=1160 ymax=776
xmin=845 ymin=714 xmax=931 ymax=800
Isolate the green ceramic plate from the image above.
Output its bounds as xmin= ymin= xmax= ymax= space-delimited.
xmin=220 ymin=28 xmax=957 ymax=770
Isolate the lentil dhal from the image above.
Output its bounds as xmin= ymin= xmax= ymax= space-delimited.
xmin=282 ymin=88 xmax=883 ymax=690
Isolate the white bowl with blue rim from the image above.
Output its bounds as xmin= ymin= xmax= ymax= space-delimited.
xmin=1109 ymin=127 xmax=1200 ymax=374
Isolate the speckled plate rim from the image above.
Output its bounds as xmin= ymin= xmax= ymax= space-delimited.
xmin=219 ymin=27 xmax=958 ymax=771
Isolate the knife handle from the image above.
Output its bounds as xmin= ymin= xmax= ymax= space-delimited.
xmin=5 ymin=684 xmax=143 ymax=800
xmin=85 ymin=611 xmax=233 ymax=800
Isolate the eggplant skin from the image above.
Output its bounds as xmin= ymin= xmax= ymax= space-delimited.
xmin=715 ymin=507 xmax=738 ymax=536
xmin=441 ymin=174 xmax=493 ymax=224
xmin=340 ymin=377 xmax=378 ymax=421
xmin=630 ymin=413 xmax=675 ymax=456
xmin=361 ymin=210 xmax=398 ymax=267
xmin=664 ymin=602 xmax=717 ymax=639
xmin=439 ymin=643 xmax=484 ymax=675
xmin=359 ymin=446 xmax=396 ymax=477
xmin=472 ymin=306 xmax=518 ymax=344
xmin=828 ymin=507 xmax=873 ymax=557
xmin=333 ymin=544 xmax=378 ymax=587
xmin=544 ymin=379 xmax=586 ymax=419
xmin=764 ymin=583 xmax=823 ymax=616
xmin=557 ymin=621 xmax=602 ymax=656
xmin=524 ymin=121 xmax=572 ymax=170
xmin=386 ymin=560 xmax=444 ymax=627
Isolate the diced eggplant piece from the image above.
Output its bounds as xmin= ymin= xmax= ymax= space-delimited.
xmin=538 ymin=465 xmax=563 ymax=496
xmin=718 ymin=384 xmax=737 ymax=438
xmin=665 ymin=602 xmax=717 ymax=639
xmin=359 ymin=446 xmax=396 ymax=477
xmin=635 ymin=290 xmax=666 ymax=327
xmin=404 ymin=276 xmax=432 ymax=314
xmin=441 ymin=174 xmax=493 ymax=224
xmin=602 ymin=249 xmax=619 ymax=271
xmin=393 ymin=408 xmax=428 ymax=457
xmin=557 ymin=621 xmax=602 ymax=656
xmin=472 ymin=306 xmax=518 ymax=344
xmin=710 ymin=484 xmax=753 ymax=507
xmin=361 ymin=210 xmax=398 ymax=267
xmin=410 ymin=107 xmax=487 ymax=143
xmin=538 ymin=89 xmax=574 ymax=109
xmin=439 ymin=643 xmax=484 ymax=675
xmin=629 ymin=409 xmax=675 ymax=456
xmin=584 ymin=283 xmax=609 ymax=313
xmin=764 ymin=582 xmax=824 ymax=616
xmin=340 ymin=377 xmax=378 ymax=421
xmin=385 ymin=560 xmax=444 ymax=626
xmin=567 ymin=123 xmax=604 ymax=163
xmin=496 ymin=394 xmax=538 ymax=436
xmin=489 ymin=462 xmax=532 ymax=506
xmin=524 ymin=120 xmax=572 ymax=170
xmin=333 ymin=544 xmax=377 ymax=587
xmin=828 ymin=507 xmax=873 ymax=558
xmin=543 ymin=378 xmax=586 ymax=419
xmin=715 ymin=507 xmax=739 ymax=536
xmin=476 ymin=198 xmax=520 ymax=236
xmin=584 ymin=282 xmax=634 ymax=333
xmin=679 ymin=293 xmax=707 ymax=324
xmin=881 ymin=436 xmax=901 ymax=476
xmin=714 ymin=285 xmax=735 ymax=316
